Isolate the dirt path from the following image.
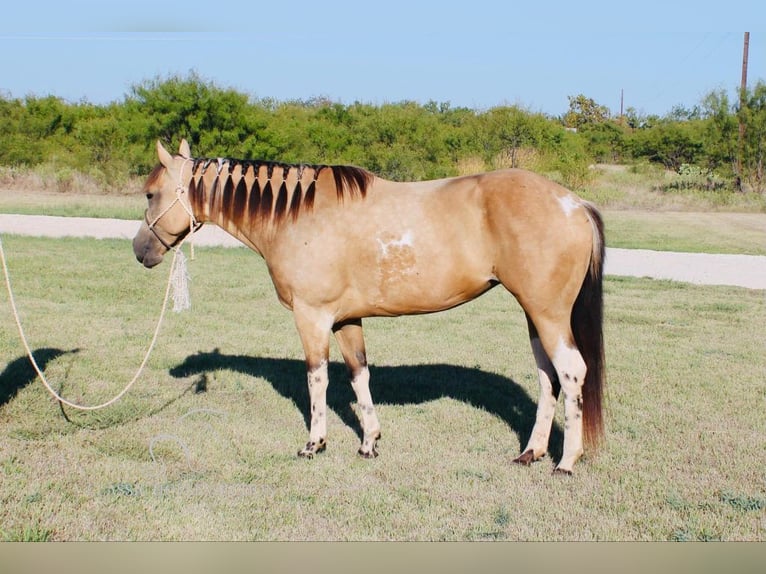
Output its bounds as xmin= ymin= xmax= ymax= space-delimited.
xmin=1 ymin=214 xmax=764 ymax=289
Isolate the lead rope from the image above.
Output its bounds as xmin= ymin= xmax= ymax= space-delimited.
xmin=0 ymin=161 xmax=199 ymax=411
xmin=0 ymin=235 xmax=191 ymax=411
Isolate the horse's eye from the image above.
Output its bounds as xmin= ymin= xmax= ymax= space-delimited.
xmin=146 ymin=193 xmax=154 ymax=200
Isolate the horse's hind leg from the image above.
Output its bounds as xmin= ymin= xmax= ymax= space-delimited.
xmin=514 ymin=315 xmax=561 ymax=466
xmin=333 ymin=319 xmax=381 ymax=458
xmin=532 ymin=317 xmax=588 ymax=474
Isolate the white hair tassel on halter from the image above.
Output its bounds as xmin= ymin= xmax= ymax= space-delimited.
xmin=170 ymin=248 xmax=191 ymax=312
xmin=169 ymin=164 xmax=197 ymax=313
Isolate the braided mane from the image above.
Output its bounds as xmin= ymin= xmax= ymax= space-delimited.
xmin=180 ymin=157 xmax=372 ymax=230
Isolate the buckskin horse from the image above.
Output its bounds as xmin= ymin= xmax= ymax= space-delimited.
xmin=133 ymin=139 xmax=605 ymax=474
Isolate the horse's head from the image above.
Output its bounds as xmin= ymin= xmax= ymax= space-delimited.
xmin=133 ymin=139 xmax=198 ymax=268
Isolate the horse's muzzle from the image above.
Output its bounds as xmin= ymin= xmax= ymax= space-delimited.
xmin=133 ymin=224 xmax=166 ymax=269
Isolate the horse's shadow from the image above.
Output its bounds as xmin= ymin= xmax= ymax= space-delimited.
xmin=170 ymin=349 xmax=563 ymax=460
xmin=0 ymin=348 xmax=76 ymax=408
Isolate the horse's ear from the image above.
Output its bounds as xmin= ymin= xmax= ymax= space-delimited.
xmin=157 ymin=140 xmax=174 ymax=169
xmin=178 ymin=139 xmax=191 ymax=159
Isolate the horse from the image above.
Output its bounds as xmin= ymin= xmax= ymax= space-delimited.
xmin=133 ymin=139 xmax=605 ymax=475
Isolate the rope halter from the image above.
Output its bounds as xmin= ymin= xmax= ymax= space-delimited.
xmin=143 ymin=157 xmax=201 ymax=312
xmin=145 ymin=157 xmax=202 ymax=257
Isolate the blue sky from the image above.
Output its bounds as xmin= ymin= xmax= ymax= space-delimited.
xmin=1 ymin=1 xmax=763 ymax=117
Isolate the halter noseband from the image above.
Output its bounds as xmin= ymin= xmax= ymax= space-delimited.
xmin=145 ymin=158 xmax=202 ymax=252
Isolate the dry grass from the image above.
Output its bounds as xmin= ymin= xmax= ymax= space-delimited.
xmin=0 ymin=165 xmax=144 ymax=197
xmin=585 ymin=164 xmax=766 ymax=212
xmin=0 ymin=237 xmax=764 ymax=541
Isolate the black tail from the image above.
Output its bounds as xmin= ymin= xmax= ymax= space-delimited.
xmin=571 ymin=202 xmax=605 ymax=448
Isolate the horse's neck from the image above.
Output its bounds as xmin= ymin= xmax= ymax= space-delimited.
xmin=188 ymin=160 xmax=312 ymax=253
xmin=188 ymin=158 xmax=372 ymax=254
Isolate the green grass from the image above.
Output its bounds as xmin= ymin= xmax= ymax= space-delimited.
xmin=0 ymin=190 xmax=144 ymax=220
xmin=0 ymin=236 xmax=763 ymax=540
xmin=603 ymin=211 xmax=766 ymax=255
xmin=2 ymin=523 xmax=55 ymax=542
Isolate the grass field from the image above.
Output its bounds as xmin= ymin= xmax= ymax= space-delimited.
xmin=0 ymin=190 xmax=143 ymax=221
xmin=603 ymin=211 xmax=766 ymax=255
xmin=0 ymin=236 xmax=764 ymax=541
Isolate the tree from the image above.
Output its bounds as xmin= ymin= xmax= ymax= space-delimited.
xmin=628 ymin=120 xmax=704 ymax=172
xmin=563 ymin=94 xmax=610 ymax=129
xmin=0 ymin=95 xmax=29 ymax=165
xmin=665 ymin=104 xmax=702 ymax=122
xmin=578 ymin=121 xmax=626 ymax=163
xmin=738 ymin=81 xmax=766 ymax=192
xmin=125 ymin=72 xmax=256 ymax=159
xmin=476 ymin=106 xmax=554 ymax=168
xmin=701 ymin=89 xmax=738 ymax=175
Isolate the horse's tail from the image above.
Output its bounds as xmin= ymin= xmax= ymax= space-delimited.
xmin=572 ymin=201 xmax=606 ymax=448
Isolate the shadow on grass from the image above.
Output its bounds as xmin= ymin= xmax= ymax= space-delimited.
xmin=0 ymin=348 xmax=76 ymax=408
xmin=170 ymin=348 xmax=564 ymax=461
xmin=0 ymin=347 xmax=196 ymax=431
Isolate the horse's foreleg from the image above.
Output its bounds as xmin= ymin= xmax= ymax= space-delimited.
xmin=333 ymin=319 xmax=381 ymax=458
xmin=514 ymin=317 xmax=560 ymax=466
xmin=294 ymin=308 xmax=332 ymax=458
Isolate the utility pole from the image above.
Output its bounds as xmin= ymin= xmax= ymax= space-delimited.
xmin=737 ymin=32 xmax=750 ymax=191
xmin=620 ymin=88 xmax=624 ymax=122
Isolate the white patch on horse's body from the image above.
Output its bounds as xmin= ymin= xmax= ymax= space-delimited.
xmin=377 ymin=230 xmax=414 ymax=257
xmin=551 ymin=336 xmax=585 ymax=375
xmin=558 ymin=195 xmax=580 ymax=217
xmin=314 ymin=311 xmax=335 ymax=334
xmin=375 ymin=231 xmax=417 ymax=291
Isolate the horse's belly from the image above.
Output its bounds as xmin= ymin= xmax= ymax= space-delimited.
xmin=363 ymin=279 xmax=494 ymax=316
xmin=358 ymin=248 xmax=493 ymax=316
xmin=340 ymin=220 xmax=493 ymax=316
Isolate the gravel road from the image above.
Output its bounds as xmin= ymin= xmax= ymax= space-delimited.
xmin=0 ymin=213 xmax=764 ymax=290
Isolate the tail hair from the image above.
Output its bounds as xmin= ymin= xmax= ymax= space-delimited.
xmin=571 ymin=202 xmax=606 ymax=448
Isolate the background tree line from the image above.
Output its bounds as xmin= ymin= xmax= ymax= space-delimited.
xmin=1 ymin=72 xmax=764 ymax=192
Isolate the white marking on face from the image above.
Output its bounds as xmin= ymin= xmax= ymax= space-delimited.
xmin=558 ymin=195 xmax=580 ymax=217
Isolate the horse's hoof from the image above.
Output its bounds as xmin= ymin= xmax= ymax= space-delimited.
xmin=357 ymin=431 xmax=381 ymax=459
xmin=297 ymin=439 xmax=326 ymax=458
xmin=552 ymin=466 xmax=573 ymax=476
xmin=357 ymin=447 xmax=378 ymax=459
xmin=512 ymin=449 xmax=537 ymax=466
